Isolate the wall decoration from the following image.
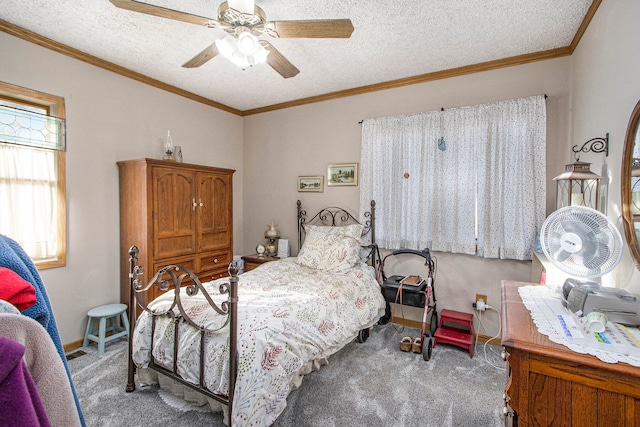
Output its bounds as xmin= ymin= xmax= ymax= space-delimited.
xmin=327 ymin=163 xmax=358 ymax=186
xmin=298 ymin=176 xmax=324 ymax=192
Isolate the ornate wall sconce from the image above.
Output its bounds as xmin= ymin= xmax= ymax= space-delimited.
xmin=572 ymin=133 xmax=609 ymax=158
xmin=554 ymin=133 xmax=608 ymax=211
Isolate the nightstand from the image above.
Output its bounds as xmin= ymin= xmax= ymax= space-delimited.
xmin=241 ymin=254 xmax=278 ymax=272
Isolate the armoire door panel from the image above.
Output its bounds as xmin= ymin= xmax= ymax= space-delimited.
xmin=155 ymin=234 xmax=197 ymax=258
xmin=152 ymin=167 xmax=196 ymax=259
xmin=197 ymin=172 xmax=231 ymax=253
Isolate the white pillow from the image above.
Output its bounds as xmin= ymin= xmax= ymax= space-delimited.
xmin=297 ymin=224 xmax=363 ymax=273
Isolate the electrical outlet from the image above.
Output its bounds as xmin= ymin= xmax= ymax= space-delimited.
xmin=475 ymin=294 xmax=487 ymax=306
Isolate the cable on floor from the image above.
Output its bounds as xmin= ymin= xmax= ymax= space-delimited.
xmin=474 ymin=305 xmax=505 ymax=371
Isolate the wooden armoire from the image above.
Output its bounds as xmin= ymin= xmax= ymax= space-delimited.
xmin=117 ymin=158 xmax=234 ymax=306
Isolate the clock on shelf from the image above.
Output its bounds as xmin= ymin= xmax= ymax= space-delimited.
xmin=256 ymin=244 xmax=266 ymax=257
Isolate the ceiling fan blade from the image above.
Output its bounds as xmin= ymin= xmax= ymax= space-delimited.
xmin=268 ymin=19 xmax=354 ymax=38
xmin=260 ymin=41 xmax=300 ymax=78
xmin=109 ymin=0 xmax=212 ymax=26
xmin=182 ymin=43 xmax=220 ymax=68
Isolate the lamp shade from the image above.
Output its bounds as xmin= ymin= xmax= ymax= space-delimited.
xmin=265 ymin=224 xmax=280 ymax=240
xmin=215 ymin=35 xmax=236 ymax=58
xmin=216 ymin=32 xmax=269 ymax=68
xmin=237 ymin=32 xmax=259 ymax=56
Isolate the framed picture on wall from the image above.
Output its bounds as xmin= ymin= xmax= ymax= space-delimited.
xmin=327 ymin=163 xmax=358 ymax=186
xmin=298 ymin=175 xmax=324 ymax=192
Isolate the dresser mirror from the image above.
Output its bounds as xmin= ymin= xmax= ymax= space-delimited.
xmin=622 ymin=100 xmax=640 ymax=270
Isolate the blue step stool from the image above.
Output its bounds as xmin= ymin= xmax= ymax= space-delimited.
xmin=83 ymin=303 xmax=129 ymax=354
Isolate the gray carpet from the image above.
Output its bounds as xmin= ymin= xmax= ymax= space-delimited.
xmin=68 ymin=325 xmax=506 ymax=426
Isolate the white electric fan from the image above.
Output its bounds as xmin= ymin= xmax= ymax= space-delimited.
xmin=540 ymin=205 xmax=623 ymax=280
xmin=537 ymin=206 xmax=640 ymax=325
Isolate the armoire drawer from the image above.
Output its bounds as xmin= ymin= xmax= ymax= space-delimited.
xmin=197 ymin=250 xmax=232 ymax=281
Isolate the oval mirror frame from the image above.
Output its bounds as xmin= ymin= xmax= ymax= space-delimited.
xmin=621 ymin=99 xmax=640 ymax=270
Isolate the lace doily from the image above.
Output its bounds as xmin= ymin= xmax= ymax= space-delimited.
xmin=518 ymin=285 xmax=640 ymax=366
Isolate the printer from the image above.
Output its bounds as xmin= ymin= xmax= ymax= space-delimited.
xmin=563 ymin=278 xmax=640 ymax=326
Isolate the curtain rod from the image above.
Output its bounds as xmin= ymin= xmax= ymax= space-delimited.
xmin=358 ymin=94 xmax=548 ymax=124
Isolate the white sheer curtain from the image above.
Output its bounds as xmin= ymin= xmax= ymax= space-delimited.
xmin=360 ymin=95 xmax=546 ymax=260
xmin=476 ymin=96 xmax=547 ymax=259
xmin=0 ymin=144 xmax=57 ymax=260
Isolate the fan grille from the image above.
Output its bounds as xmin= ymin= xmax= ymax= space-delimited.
xmin=540 ymin=206 xmax=623 ymax=278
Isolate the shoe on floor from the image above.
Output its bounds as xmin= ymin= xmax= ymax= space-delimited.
xmin=412 ymin=337 xmax=422 ymax=353
xmin=399 ymin=336 xmax=412 ymax=352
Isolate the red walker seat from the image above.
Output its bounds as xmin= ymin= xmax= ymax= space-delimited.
xmin=433 ymin=309 xmax=474 ymax=358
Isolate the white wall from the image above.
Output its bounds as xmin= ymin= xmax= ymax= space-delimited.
xmin=569 ymin=0 xmax=640 ymax=290
xmin=243 ymin=58 xmax=572 ymax=335
xmin=0 ymin=32 xmax=244 ymax=344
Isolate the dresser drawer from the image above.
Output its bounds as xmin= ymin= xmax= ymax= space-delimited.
xmin=197 ymin=250 xmax=232 ymax=280
xmin=153 ymin=257 xmax=196 ymax=274
xmin=150 ymin=257 xmax=196 ymax=299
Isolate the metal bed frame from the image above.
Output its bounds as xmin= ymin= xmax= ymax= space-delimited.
xmin=125 ymin=246 xmax=239 ymax=424
xmin=125 ymin=199 xmax=377 ymax=426
xmin=297 ymin=199 xmax=377 ymax=271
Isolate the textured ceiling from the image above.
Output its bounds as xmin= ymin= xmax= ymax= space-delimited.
xmin=0 ymin=0 xmax=595 ymax=114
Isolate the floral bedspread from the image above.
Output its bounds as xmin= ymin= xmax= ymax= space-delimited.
xmin=132 ymin=257 xmax=386 ymax=427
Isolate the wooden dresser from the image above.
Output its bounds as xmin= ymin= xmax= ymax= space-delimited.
xmin=118 ymin=158 xmax=234 ymax=307
xmin=501 ymin=280 xmax=640 ymax=426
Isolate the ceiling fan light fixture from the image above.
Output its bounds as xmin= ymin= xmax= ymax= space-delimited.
xmin=236 ymin=31 xmax=259 ymax=56
xmin=227 ymin=0 xmax=254 ymax=15
xmin=216 ymin=31 xmax=268 ymax=69
xmin=215 ymin=35 xmax=237 ymax=58
xmin=252 ymin=43 xmax=269 ymax=64
xmin=230 ymin=50 xmax=251 ymax=67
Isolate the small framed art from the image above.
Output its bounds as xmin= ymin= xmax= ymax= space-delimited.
xmin=327 ymin=163 xmax=358 ymax=186
xmin=298 ymin=175 xmax=324 ymax=192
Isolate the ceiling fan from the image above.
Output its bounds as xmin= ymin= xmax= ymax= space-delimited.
xmin=109 ymin=0 xmax=354 ymax=78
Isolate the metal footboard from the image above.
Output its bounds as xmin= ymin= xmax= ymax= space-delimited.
xmin=126 ymin=245 xmax=239 ymax=426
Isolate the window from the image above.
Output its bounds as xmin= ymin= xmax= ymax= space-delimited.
xmin=359 ymin=95 xmax=546 ymax=261
xmin=0 ymin=81 xmax=66 ymax=269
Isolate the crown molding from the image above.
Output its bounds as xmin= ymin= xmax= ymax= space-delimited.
xmin=0 ymin=19 xmax=242 ymax=116
xmin=241 ymin=46 xmax=572 ymax=116
xmin=569 ymin=0 xmax=601 ymax=53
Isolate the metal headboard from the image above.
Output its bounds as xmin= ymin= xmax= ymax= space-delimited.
xmin=297 ymin=199 xmax=376 ymax=251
